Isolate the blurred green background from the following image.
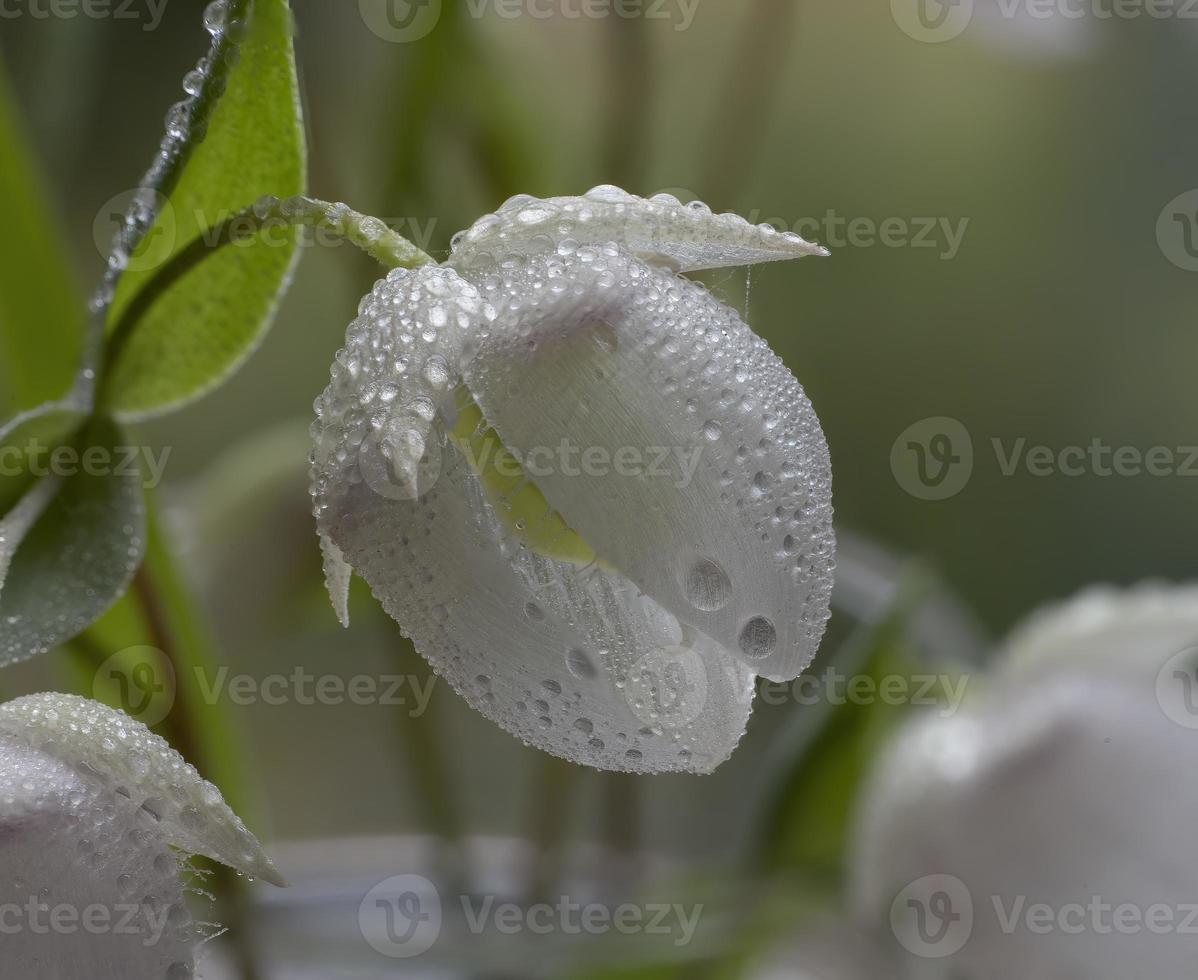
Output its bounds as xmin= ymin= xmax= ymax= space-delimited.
xmin=0 ymin=0 xmax=1195 ymax=903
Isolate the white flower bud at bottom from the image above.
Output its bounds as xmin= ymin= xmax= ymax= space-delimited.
xmin=0 ymin=694 xmax=281 ymax=979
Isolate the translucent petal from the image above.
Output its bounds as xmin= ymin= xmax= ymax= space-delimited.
xmin=449 ymin=185 xmax=828 ymax=274
xmin=310 ymin=264 xmax=479 ymax=614
xmin=319 ymin=533 xmax=352 ymax=627
xmin=0 ymin=693 xmax=282 ymax=885
xmin=327 ymin=453 xmax=756 ymax=774
xmin=0 ymin=732 xmax=196 ymax=978
xmin=460 ymin=246 xmax=834 ymax=681
xmin=312 ymin=269 xmax=756 ymax=773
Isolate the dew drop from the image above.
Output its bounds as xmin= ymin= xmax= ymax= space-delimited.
xmin=202 ymin=0 xmax=228 ymax=35
xmin=738 ymin=616 xmax=777 ymax=660
xmin=565 ymin=647 xmax=597 ymax=680
xmin=684 ymin=558 xmax=732 ymax=611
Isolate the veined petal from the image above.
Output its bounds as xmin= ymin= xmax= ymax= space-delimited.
xmin=312 ymin=268 xmax=756 ymax=773
xmin=332 ymin=457 xmax=756 ymax=773
xmin=448 ymin=185 xmax=828 ymax=274
xmin=0 ymin=694 xmax=282 ymax=885
xmin=459 ymin=246 xmax=834 ymax=682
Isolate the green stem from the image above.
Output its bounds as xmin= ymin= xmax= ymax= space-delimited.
xmin=84 ymin=0 xmax=254 ymax=405
xmin=138 ymin=494 xmax=263 ymax=980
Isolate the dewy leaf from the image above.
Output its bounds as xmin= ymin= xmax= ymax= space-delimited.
xmin=0 ymin=693 xmax=280 ymax=979
xmin=449 ymin=186 xmax=828 ymax=274
xmin=0 ymin=56 xmax=85 ymax=413
xmin=0 ymin=416 xmax=146 ymax=666
xmin=0 ymin=473 xmax=60 ymax=599
xmin=102 ymin=0 xmax=306 ymax=421
xmin=0 ymin=401 xmax=86 ymax=515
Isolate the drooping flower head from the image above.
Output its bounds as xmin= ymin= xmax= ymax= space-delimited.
xmin=311 ymin=187 xmax=834 ymax=774
xmin=0 ymin=693 xmax=281 ymax=979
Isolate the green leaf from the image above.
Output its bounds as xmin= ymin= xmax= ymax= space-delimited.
xmin=101 ymin=0 xmax=306 ymax=420
xmin=0 ymin=415 xmax=146 ymax=667
xmin=0 ymin=57 xmax=86 ymax=413
xmin=0 ymin=402 xmax=86 ymax=515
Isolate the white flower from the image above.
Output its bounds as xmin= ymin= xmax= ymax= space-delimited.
xmin=0 ymin=693 xmax=281 ymax=979
xmin=310 ymin=186 xmax=834 ymax=774
xmin=849 ymin=582 xmax=1198 ymax=978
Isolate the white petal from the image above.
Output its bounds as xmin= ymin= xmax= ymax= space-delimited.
xmin=0 ymin=693 xmax=282 ymax=886
xmin=449 ymin=185 xmax=828 ymax=274
xmin=459 ymin=246 xmax=834 ymax=681
xmin=319 ymin=533 xmax=352 ymax=627
xmin=312 ymin=268 xmax=756 ymax=773
xmin=1000 ymin=579 xmax=1198 ymax=680
xmin=850 ymin=583 xmax=1198 ymax=979
xmin=0 ymin=732 xmax=196 ymax=979
xmin=310 ymin=265 xmax=478 ymax=558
